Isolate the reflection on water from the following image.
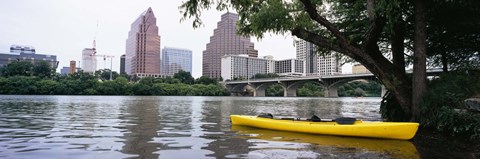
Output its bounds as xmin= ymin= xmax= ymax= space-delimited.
xmin=0 ymin=95 xmax=476 ymax=158
xmin=231 ymin=125 xmax=420 ymax=159
xmin=120 ymin=97 xmax=161 ymax=158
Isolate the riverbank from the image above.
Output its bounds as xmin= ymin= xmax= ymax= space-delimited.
xmin=414 ymin=129 xmax=480 ymax=158
xmin=381 ymin=71 xmax=480 ymax=140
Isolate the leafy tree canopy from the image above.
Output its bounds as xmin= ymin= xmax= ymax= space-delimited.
xmin=1 ymin=61 xmax=54 ymax=78
xmin=173 ymin=70 xmax=195 ymax=84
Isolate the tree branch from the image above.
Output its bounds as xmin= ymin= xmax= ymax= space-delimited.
xmin=391 ymin=19 xmax=406 ymax=73
xmin=363 ymin=0 xmax=385 ymax=57
xmin=364 ymin=16 xmax=386 ymax=56
xmin=291 ymin=28 xmax=348 ymax=55
xmin=298 ymin=0 xmax=349 ymax=45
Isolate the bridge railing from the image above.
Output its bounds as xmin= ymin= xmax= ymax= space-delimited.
xmin=224 ymin=69 xmax=443 ymax=83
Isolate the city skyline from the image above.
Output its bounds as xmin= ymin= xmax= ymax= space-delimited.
xmin=0 ymin=0 xmax=298 ymax=78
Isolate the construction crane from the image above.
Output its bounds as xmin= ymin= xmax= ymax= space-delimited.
xmin=88 ymin=21 xmax=115 ymax=80
xmin=90 ymin=54 xmax=115 ymax=80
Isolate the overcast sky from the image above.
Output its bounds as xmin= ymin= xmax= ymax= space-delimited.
xmin=0 ymin=0 xmax=350 ymax=78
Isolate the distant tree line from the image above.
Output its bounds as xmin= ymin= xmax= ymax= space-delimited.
xmin=0 ymin=61 xmax=228 ymax=96
xmin=338 ymin=81 xmax=382 ymax=97
xmin=253 ymin=73 xmax=279 ymax=79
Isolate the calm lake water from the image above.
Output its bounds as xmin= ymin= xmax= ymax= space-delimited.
xmin=0 ymin=95 xmax=477 ymax=159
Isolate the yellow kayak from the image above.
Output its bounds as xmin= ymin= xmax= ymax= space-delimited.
xmin=230 ymin=115 xmax=419 ymax=140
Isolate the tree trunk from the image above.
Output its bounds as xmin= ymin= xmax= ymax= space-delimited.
xmin=361 ymin=49 xmax=413 ymax=120
xmin=391 ymin=20 xmax=406 ymax=74
xmin=412 ymin=0 xmax=428 ymax=121
xmin=294 ymin=0 xmax=414 ymax=120
xmin=441 ymin=51 xmax=449 ymax=72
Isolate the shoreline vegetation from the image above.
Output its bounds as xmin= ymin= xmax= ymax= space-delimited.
xmin=381 ymin=70 xmax=480 ymax=140
xmin=0 ymin=61 xmax=381 ymax=97
xmin=0 ymin=62 xmax=229 ymax=96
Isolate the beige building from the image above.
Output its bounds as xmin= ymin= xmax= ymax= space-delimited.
xmin=352 ymin=64 xmax=371 ymax=74
xmin=125 ymin=7 xmax=161 ymax=78
xmin=69 ymin=60 xmax=76 ymax=74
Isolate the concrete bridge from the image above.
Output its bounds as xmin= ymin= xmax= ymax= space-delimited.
xmin=223 ymin=69 xmax=443 ymax=97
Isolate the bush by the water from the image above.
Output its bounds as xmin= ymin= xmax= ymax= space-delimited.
xmin=339 ymin=81 xmax=381 ymax=97
xmin=381 ymin=70 xmax=480 ymax=139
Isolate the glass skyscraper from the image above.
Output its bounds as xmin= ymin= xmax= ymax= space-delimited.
xmin=161 ymin=47 xmax=192 ymax=76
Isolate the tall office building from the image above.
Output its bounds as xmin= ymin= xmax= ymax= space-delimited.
xmin=69 ymin=60 xmax=76 ymax=74
xmin=0 ymin=45 xmax=58 ymax=69
xmin=125 ymin=7 xmax=161 ymax=78
xmin=295 ymin=39 xmax=318 ymax=75
xmin=161 ymin=47 xmax=192 ymax=76
xmin=81 ymin=48 xmax=96 ymax=73
xmin=295 ymin=39 xmax=341 ymax=76
xmin=203 ymin=12 xmax=258 ymax=79
xmin=120 ymin=54 xmax=125 ymax=74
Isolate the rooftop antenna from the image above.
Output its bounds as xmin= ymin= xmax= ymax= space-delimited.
xmin=93 ymin=20 xmax=99 ymax=54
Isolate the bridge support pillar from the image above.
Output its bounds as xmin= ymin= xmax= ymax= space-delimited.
xmin=254 ymin=88 xmax=266 ymax=97
xmin=381 ymin=85 xmax=388 ymax=97
xmin=324 ymin=86 xmax=338 ymax=98
xmin=285 ymin=87 xmax=296 ymax=97
xmin=253 ymin=83 xmax=269 ymax=97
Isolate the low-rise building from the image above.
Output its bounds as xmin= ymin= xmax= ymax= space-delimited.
xmin=221 ymin=54 xmax=270 ymax=80
xmin=352 ymin=64 xmax=370 ymax=74
xmin=0 ymin=45 xmax=58 ymax=69
xmin=60 ymin=67 xmax=70 ymax=75
xmin=221 ymin=55 xmax=305 ymax=81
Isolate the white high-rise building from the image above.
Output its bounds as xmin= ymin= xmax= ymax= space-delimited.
xmin=295 ymin=39 xmax=341 ymax=76
xmin=221 ymin=54 xmax=269 ymax=80
xmin=221 ymin=55 xmax=305 ymax=80
xmin=295 ymin=39 xmax=318 ymax=76
xmin=275 ymin=59 xmax=305 ymax=77
xmin=81 ymin=48 xmax=96 ymax=73
xmin=263 ymin=55 xmax=276 ymax=74
xmin=318 ymin=53 xmax=342 ymax=75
